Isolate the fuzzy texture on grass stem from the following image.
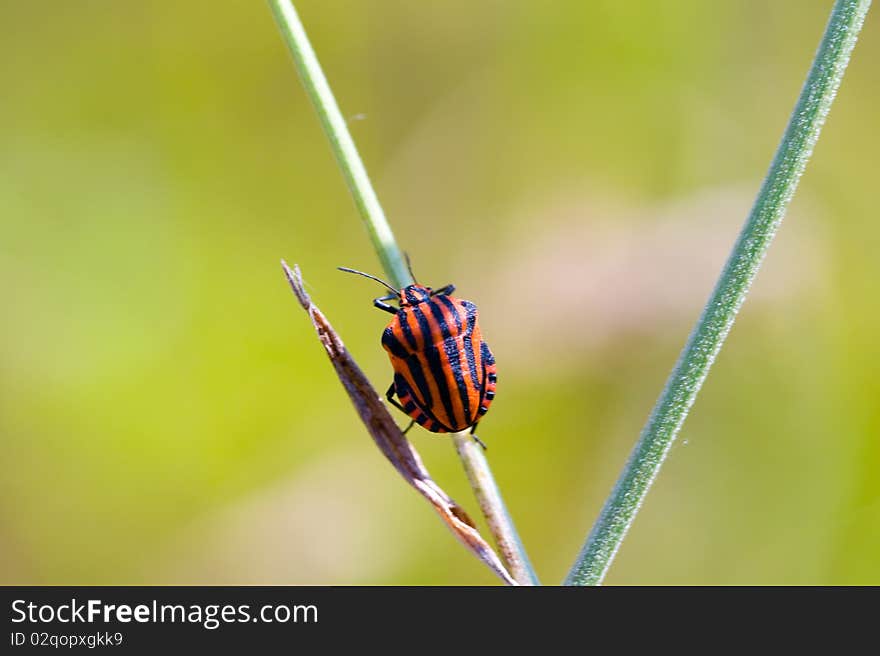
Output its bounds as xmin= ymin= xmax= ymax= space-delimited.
xmin=268 ymin=0 xmax=538 ymax=585
xmin=453 ymin=434 xmax=539 ymax=585
xmin=565 ymin=0 xmax=872 ymax=586
xmin=267 ymin=0 xmax=409 ymax=288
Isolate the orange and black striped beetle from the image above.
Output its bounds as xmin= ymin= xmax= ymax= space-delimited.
xmin=339 ymin=266 xmax=497 ymax=448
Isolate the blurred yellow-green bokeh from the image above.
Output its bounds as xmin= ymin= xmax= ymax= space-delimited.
xmin=1 ymin=1 xmax=878 ymax=585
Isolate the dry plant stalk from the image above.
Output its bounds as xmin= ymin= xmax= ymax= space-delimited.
xmin=282 ymin=261 xmax=518 ymax=586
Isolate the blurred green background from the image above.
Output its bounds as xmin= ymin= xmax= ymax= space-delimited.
xmin=1 ymin=1 xmax=878 ymax=585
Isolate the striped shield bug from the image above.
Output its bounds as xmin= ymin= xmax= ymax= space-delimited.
xmin=339 ymin=265 xmax=497 ymax=448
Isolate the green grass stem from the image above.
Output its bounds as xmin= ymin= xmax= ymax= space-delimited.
xmin=565 ymin=0 xmax=872 ymax=585
xmin=268 ymin=0 xmax=539 ymax=585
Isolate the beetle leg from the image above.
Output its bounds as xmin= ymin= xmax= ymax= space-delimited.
xmin=430 ymin=284 xmax=456 ymax=297
xmin=469 ymin=423 xmax=488 ymax=450
xmin=374 ymin=293 xmax=398 ymax=314
xmin=385 ymin=382 xmax=406 ymax=412
xmin=386 ymin=383 xmax=418 ymax=434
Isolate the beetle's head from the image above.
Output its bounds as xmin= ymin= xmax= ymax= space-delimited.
xmin=400 ymin=284 xmax=431 ymax=306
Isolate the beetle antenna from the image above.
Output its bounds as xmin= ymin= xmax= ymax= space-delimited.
xmin=404 ymin=252 xmax=417 ymax=283
xmin=337 ymin=267 xmax=399 ymax=293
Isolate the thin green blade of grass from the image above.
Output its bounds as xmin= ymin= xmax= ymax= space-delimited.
xmin=268 ymin=0 xmax=539 ymax=585
xmin=565 ymin=0 xmax=872 ymax=586
xmin=267 ymin=0 xmax=409 ymax=288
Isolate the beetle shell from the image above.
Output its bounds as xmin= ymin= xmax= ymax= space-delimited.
xmin=381 ymin=285 xmax=497 ymax=433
